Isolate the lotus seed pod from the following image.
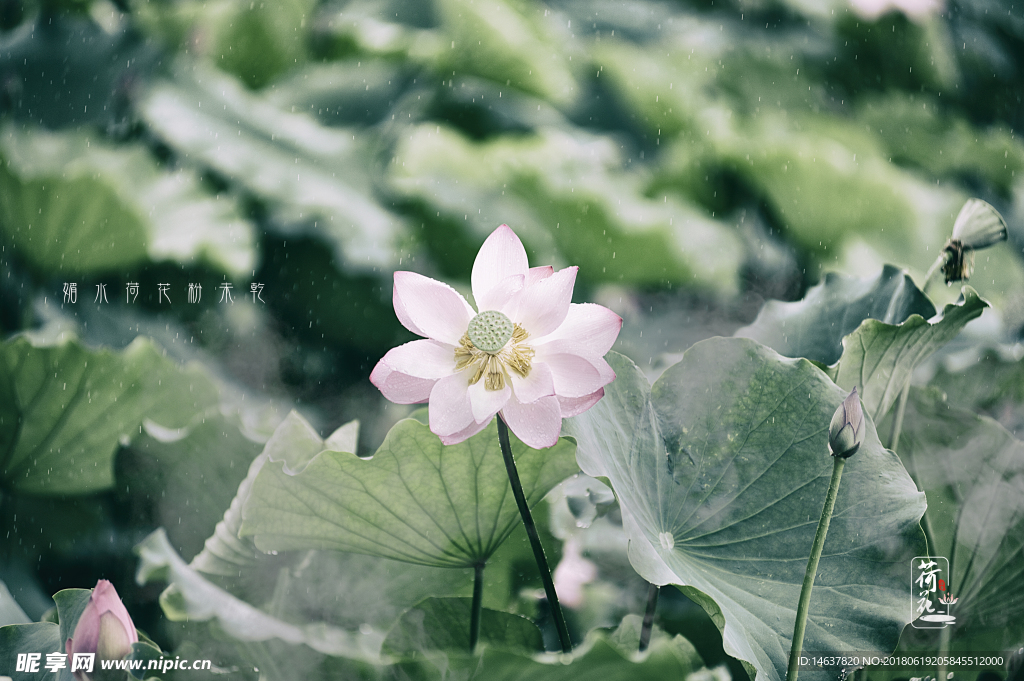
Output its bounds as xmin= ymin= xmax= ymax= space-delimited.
xmin=467 ymin=310 xmax=514 ymax=353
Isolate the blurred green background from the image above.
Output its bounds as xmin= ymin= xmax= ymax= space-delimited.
xmin=3 ymin=0 xmax=1024 ymax=398
xmin=1 ymin=0 xmax=1023 ymax=677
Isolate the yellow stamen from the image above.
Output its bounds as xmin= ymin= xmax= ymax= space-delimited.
xmin=455 ymin=324 xmax=534 ymax=391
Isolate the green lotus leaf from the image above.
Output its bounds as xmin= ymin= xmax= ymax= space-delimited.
xmin=0 ymin=336 xmax=219 ymax=495
xmin=564 ymin=343 xmax=926 ymax=681
xmin=383 ymin=597 xmax=542 ymax=656
xmin=239 ymin=415 xmax=578 ymax=568
xmin=831 ymin=287 xmax=987 ymax=421
xmin=896 ymin=387 xmax=1024 ymax=652
xmin=388 ymin=614 xmax=705 ymax=681
xmin=189 ymin=410 xmax=358 ymax=576
xmin=736 ymin=264 xmax=935 ymax=365
xmin=0 ymin=622 xmax=69 ymax=681
xmin=135 ymin=529 xmax=379 ymax=663
xmin=53 ymin=589 xmax=92 ymax=655
xmin=0 ymin=588 xmax=93 ymax=681
xmin=124 ymin=412 xmax=265 ymax=563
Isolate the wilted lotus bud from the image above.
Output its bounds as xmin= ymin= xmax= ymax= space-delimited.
xmin=65 ymin=580 xmax=138 ymax=680
xmin=828 ymin=388 xmax=864 ymax=459
xmin=951 ymin=199 xmax=1008 ymax=250
xmin=943 ymin=199 xmax=1008 ymax=284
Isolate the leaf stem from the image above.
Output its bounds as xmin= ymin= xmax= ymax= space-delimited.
xmin=787 ymin=457 xmax=846 ymax=681
xmin=470 ymin=562 xmax=484 ymax=652
xmin=496 ymin=416 xmax=572 ymax=653
xmin=887 ymin=380 xmax=911 ymax=452
xmin=639 ymin=582 xmax=659 ymax=652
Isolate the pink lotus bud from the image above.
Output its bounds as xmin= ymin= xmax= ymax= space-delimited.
xmin=65 ymin=580 xmax=138 ymax=680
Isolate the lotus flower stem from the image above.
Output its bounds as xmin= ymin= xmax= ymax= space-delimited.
xmin=470 ymin=562 xmax=485 ymax=651
xmin=922 ymin=254 xmax=944 ymax=295
xmin=639 ymin=582 xmax=659 ymax=652
xmin=497 ymin=416 xmax=572 ymax=653
xmin=787 ymin=456 xmax=846 ymax=681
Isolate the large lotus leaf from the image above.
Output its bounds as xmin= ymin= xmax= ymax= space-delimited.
xmin=896 ymin=388 xmax=1024 ymax=651
xmin=382 ymin=597 xmax=543 ymax=656
xmin=0 ymin=125 xmax=255 ymax=277
xmin=240 ymin=415 xmax=578 ymax=568
xmin=563 ymin=344 xmax=927 ymax=681
xmin=261 ymin=549 xmax=476 ymax=634
xmin=147 ymin=611 xmax=702 ymax=681
xmin=831 ymin=287 xmax=987 ymax=422
xmin=0 ymin=336 xmax=219 ymax=495
xmin=389 ymin=614 xmax=705 ymax=681
xmin=123 ymin=412 xmax=264 ymax=563
xmin=735 ymin=264 xmax=936 ymax=365
xmin=186 ymin=411 xmax=477 ymax=639
xmin=135 ymin=529 xmax=380 ymax=663
xmin=139 ymin=62 xmax=404 ymax=273
xmin=190 ymin=410 xmax=358 ymax=576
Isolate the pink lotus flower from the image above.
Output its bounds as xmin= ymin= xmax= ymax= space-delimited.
xmin=371 ymin=225 xmax=622 ymax=449
xmin=66 ymin=580 xmax=138 ymax=679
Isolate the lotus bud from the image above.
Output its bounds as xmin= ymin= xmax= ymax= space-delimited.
xmin=65 ymin=580 xmax=138 ymax=680
xmin=828 ymin=388 xmax=864 ymax=459
xmin=951 ymin=199 xmax=1008 ymax=250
